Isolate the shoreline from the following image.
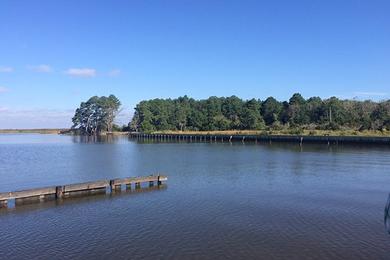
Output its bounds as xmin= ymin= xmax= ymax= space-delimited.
xmin=1 ymin=129 xmax=389 ymax=144
xmin=0 ymin=129 xmax=67 ymax=134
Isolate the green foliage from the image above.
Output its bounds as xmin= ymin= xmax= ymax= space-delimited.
xmin=241 ymin=99 xmax=265 ymax=130
xmin=288 ymin=127 xmax=304 ymax=135
xmin=129 ymin=94 xmax=390 ymax=133
xmin=261 ymin=97 xmax=282 ymax=125
xmin=288 ymin=93 xmax=309 ymax=126
xmin=72 ymin=95 xmax=121 ymax=135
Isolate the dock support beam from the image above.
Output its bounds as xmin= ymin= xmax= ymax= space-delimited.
xmin=110 ymin=180 xmax=115 ymax=192
xmin=110 ymin=180 xmax=122 ymax=192
xmin=126 ymin=184 xmax=131 ymax=190
xmin=56 ymin=186 xmax=64 ymax=199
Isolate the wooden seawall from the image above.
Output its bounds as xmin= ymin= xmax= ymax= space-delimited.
xmin=129 ymin=133 xmax=390 ymax=145
xmin=0 ymin=175 xmax=167 ymax=208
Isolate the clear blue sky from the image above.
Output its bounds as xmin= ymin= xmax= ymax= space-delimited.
xmin=0 ymin=0 xmax=389 ymax=128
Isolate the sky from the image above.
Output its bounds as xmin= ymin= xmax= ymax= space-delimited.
xmin=0 ymin=0 xmax=389 ymax=128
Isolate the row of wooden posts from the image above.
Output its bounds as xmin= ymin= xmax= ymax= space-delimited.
xmin=131 ymin=133 xmax=308 ymax=146
xmin=129 ymin=133 xmax=390 ymax=145
xmin=131 ymin=133 xmax=253 ymax=143
xmin=0 ymin=175 xmax=167 ymax=208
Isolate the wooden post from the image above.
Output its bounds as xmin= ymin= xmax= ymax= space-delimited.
xmin=110 ymin=180 xmax=115 ymax=192
xmin=157 ymin=175 xmax=162 ymax=186
xmin=56 ymin=186 xmax=64 ymax=199
xmin=126 ymin=184 xmax=131 ymax=190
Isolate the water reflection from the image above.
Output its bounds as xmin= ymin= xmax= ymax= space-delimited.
xmin=385 ymin=194 xmax=390 ymax=234
xmin=131 ymin=137 xmax=390 ymax=153
xmin=72 ymin=134 xmax=120 ymax=144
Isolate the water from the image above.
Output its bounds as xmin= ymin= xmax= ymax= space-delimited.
xmin=0 ymin=134 xmax=389 ymax=259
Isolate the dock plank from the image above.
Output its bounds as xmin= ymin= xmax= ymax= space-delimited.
xmin=64 ymin=180 xmax=110 ymax=192
xmin=0 ymin=186 xmax=56 ymax=200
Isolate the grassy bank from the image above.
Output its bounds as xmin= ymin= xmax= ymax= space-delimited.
xmin=153 ymin=129 xmax=390 ymax=137
xmin=0 ymin=129 xmax=68 ymax=134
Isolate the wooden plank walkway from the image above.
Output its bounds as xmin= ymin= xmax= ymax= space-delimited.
xmin=0 ymin=175 xmax=167 ymax=208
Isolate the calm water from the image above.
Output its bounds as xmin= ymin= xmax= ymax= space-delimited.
xmin=0 ymin=134 xmax=389 ymax=259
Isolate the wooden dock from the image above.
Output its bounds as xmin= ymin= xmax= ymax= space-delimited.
xmin=129 ymin=133 xmax=390 ymax=145
xmin=0 ymin=175 xmax=167 ymax=208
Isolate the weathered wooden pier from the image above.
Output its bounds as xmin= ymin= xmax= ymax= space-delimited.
xmin=0 ymin=175 xmax=167 ymax=208
xmin=129 ymin=133 xmax=390 ymax=145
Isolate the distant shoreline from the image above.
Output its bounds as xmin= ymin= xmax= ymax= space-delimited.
xmin=0 ymin=129 xmax=67 ymax=134
xmin=1 ymin=129 xmax=389 ymax=143
xmin=0 ymin=129 xmax=130 ymax=135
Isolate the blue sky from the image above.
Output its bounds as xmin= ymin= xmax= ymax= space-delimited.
xmin=0 ymin=0 xmax=389 ymax=128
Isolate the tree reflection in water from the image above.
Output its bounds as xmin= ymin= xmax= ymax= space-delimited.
xmin=72 ymin=134 xmax=118 ymax=144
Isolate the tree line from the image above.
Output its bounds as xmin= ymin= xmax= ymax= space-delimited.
xmin=129 ymin=94 xmax=390 ymax=133
xmin=70 ymin=93 xmax=390 ymax=135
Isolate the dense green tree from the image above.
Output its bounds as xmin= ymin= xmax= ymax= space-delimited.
xmin=306 ymin=97 xmax=324 ymax=124
xmin=371 ymin=101 xmax=390 ymax=130
xmin=72 ymin=95 xmax=121 ymax=135
xmin=128 ymin=94 xmax=390 ymax=133
xmin=323 ymin=97 xmax=348 ymax=129
xmin=261 ymin=97 xmax=282 ymax=125
xmin=241 ymin=99 xmax=264 ymax=129
xmin=288 ymin=93 xmax=309 ymax=126
xmin=205 ymin=97 xmax=224 ymax=130
xmin=222 ymin=96 xmax=243 ymax=129
xmin=101 ymin=95 xmax=121 ymax=132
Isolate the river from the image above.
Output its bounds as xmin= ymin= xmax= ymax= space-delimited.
xmin=0 ymin=134 xmax=389 ymax=259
